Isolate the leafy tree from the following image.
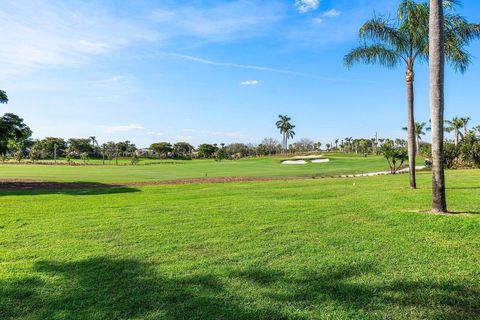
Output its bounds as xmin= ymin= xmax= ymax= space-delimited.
xmin=32 ymin=137 xmax=67 ymax=158
xmin=197 ymin=144 xmax=217 ymax=158
xmin=380 ymin=142 xmax=408 ymax=174
xmin=276 ymin=115 xmax=296 ymax=151
xmin=67 ymin=138 xmax=93 ymax=156
xmin=214 ymin=148 xmax=228 ymax=162
xmin=150 ymin=142 xmax=173 ymax=159
xmin=345 ymin=0 xmax=480 ymax=189
xmin=0 ymin=90 xmax=8 ymax=104
xmin=225 ymin=143 xmax=252 ymax=158
xmin=0 ymin=113 xmax=32 ymax=160
xmin=173 ymin=142 xmax=194 ymax=159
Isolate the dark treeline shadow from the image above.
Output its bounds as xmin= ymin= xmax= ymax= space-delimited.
xmin=0 ymin=181 xmax=140 ymax=196
xmin=1 ymin=257 xmax=479 ymax=319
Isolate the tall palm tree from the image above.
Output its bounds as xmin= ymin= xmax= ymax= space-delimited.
xmin=276 ymin=115 xmax=296 ymax=151
xmin=429 ymin=0 xmax=446 ymax=212
xmin=0 ymin=90 xmax=8 ymax=104
xmin=89 ymin=136 xmax=99 ymax=156
xmin=402 ymin=122 xmax=430 ymax=151
xmin=445 ymin=117 xmax=464 ymax=145
xmin=345 ymin=0 xmax=480 ymax=189
xmin=460 ymin=116 xmax=471 ymax=137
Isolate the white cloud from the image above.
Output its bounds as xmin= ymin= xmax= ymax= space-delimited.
xmin=240 ymin=80 xmax=259 ymax=86
xmin=322 ymin=9 xmax=341 ymax=17
xmin=99 ymin=75 xmax=127 ymax=83
xmin=107 ymin=124 xmax=145 ymax=133
xmin=312 ymin=18 xmax=323 ymax=25
xmin=0 ymin=1 xmax=157 ymax=74
xmin=203 ymin=130 xmax=245 ymax=138
xmin=295 ymin=0 xmax=320 ymax=13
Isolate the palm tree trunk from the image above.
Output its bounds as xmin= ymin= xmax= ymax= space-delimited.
xmin=406 ymin=68 xmax=417 ymax=189
xmin=429 ymin=0 xmax=447 ymax=213
xmin=454 ymin=128 xmax=458 ymax=146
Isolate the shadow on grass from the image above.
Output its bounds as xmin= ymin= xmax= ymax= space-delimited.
xmin=0 ymin=181 xmax=140 ymax=196
xmin=1 ymin=257 xmax=479 ymax=319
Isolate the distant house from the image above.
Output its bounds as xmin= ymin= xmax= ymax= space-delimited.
xmin=136 ymin=148 xmax=156 ymax=157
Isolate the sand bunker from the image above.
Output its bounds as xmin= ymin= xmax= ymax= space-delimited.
xmin=311 ymin=159 xmax=330 ymax=163
xmin=282 ymin=160 xmax=308 ymax=165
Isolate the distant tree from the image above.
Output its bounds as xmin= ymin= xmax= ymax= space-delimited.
xmin=197 ymin=144 xmax=217 ymax=158
xmin=67 ymin=138 xmax=93 ymax=156
xmin=89 ymin=136 xmax=99 ymax=156
xmin=460 ymin=117 xmax=471 ymax=138
xmin=173 ymin=142 xmax=194 ymax=159
xmin=225 ymin=143 xmax=251 ymax=158
xmin=345 ymin=0 xmax=480 ymax=189
xmin=32 ymin=137 xmax=67 ymax=158
xmin=257 ymin=138 xmax=281 ymax=156
xmin=0 ymin=113 xmax=32 ymax=160
xmin=403 ymin=122 xmax=429 ymax=151
xmin=0 ymin=90 xmax=8 ymax=104
xmin=276 ymin=115 xmax=296 ymax=151
xmin=215 ymin=148 xmax=228 ymax=161
xmin=445 ymin=117 xmax=464 ymax=146
xmin=101 ymin=142 xmax=118 ymax=161
xmin=150 ymin=142 xmax=173 ymax=159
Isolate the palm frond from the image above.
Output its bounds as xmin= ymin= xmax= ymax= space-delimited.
xmin=344 ymin=45 xmax=400 ymax=68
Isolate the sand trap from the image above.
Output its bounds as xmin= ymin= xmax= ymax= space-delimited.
xmin=311 ymin=159 xmax=330 ymax=163
xmin=282 ymin=160 xmax=308 ymax=165
xmin=292 ymin=155 xmax=323 ymax=159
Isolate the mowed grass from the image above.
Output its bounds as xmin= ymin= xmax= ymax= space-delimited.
xmin=1 ymin=169 xmax=479 ymax=319
xmin=0 ymin=154 xmax=399 ymax=183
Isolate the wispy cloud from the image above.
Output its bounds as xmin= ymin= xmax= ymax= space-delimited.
xmin=240 ymin=80 xmax=259 ymax=86
xmin=151 ymin=1 xmax=284 ymax=42
xmin=107 ymin=123 xmax=145 ymax=133
xmin=322 ymin=9 xmax=341 ymax=17
xmin=162 ymin=52 xmax=307 ymax=77
xmin=0 ymin=1 xmax=157 ymax=74
xmin=295 ymin=0 xmax=319 ymax=13
xmin=161 ymin=52 xmax=369 ymax=83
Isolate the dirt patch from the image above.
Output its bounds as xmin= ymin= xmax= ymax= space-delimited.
xmin=126 ymin=176 xmax=282 ymax=186
xmin=0 ymin=177 xmax=283 ymax=191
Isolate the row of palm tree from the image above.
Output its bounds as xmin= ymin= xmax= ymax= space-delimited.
xmin=345 ymin=0 xmax=480 ymax=190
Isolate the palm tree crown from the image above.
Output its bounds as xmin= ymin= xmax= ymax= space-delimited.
xmin=445 ymin=117 xmax=465 ymax=145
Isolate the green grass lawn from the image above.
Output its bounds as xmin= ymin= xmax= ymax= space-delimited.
xmin=1 ymin=168 xmax=479 ymax=319
xmin=0 ymin=154 xmax=415 ymax=183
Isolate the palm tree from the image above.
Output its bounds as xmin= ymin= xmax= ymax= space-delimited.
xmin=445 ymin=117 xmax=464 ymax=146
xmin=275 ymin=115 xmax=296 ymax=151
xmin=0 ymin=90 xmax=8 ymax=104
xmin=460 ymin=116 xmax=471 ymax=137
xmin=429 ymin=0 xmax=447 ymax=212
xmin=402 ymin=122 xmax=430 ymax=151
xmin=89 ymin=136 xmax=98 ymax=156
xmin=334 ymin=139 xmax=339 ymax=151
xmin=345 ymin=0 xmax=480 ymax=189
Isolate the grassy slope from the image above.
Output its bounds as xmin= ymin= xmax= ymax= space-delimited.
xmin=0 ymin=154 xmax=404 ymax=183
xmin=1 ymin=170 xmax=479 ymax=319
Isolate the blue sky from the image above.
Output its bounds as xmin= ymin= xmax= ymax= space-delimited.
xmin=1 ymin=0 xmax=480 ymax=147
